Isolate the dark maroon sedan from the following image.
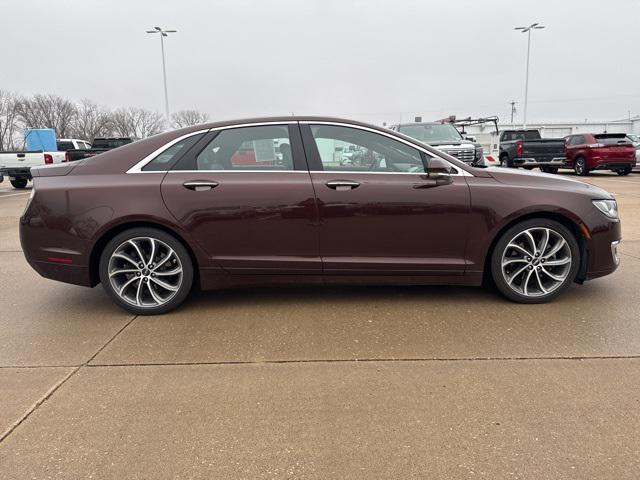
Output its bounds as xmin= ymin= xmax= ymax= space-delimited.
xmin=20 ymin=117 xmax=621 ymax=314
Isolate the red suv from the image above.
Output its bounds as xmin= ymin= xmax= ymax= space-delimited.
xmin=565 ymin=133 xmax=636 ymax=176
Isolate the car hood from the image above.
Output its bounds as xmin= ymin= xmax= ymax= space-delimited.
xmin=428 ymin=140 xmax=475 ymax=148
xmin=485 ymin=167 xmax=614 ymax=199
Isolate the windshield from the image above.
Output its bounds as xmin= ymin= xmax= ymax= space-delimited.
xmin=398 ymin=124 xmax=463 ymax=143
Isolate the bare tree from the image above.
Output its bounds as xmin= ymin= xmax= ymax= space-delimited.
xmin=0 ymin=90 xmax=21 ymax=150
xmin=111 ymin=107 xmax=166 ymax=139
xmin=69 ymin=99 xmax=114 ymax=141
xmin=171 ymin=109 xmax=209 ymax=129
xmin=16 ymin=94 xmax=77 ymax=138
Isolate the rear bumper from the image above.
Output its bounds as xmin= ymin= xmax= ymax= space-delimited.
xmin=513 ymin=157 xmax=566 ymax=167
xmin=589 ymin=160 xmax=636 ymax=171
xmin=24 ymin=256 xmax=92 ymax=287
xmin=20 ymin=212 xmax=93 ymax=288
xmin=0 ymin=167 xmax=32 ymax=179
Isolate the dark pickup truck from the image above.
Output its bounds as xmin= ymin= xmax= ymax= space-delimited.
xmin=496 ymin=129 xmax=566 ymax=173
xmin=65 ymin=137 xmax=133 ymax=162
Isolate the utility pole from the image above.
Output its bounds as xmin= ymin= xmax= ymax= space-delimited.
xmin=509 ymin=101 xmax=517 ymax=124
xmin=146 ymin=27 xmax=177 ymax=121
xmin=514 ymin=23 xmax=545 ymax=129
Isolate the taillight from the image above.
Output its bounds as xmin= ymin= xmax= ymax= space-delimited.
xmin=44 ymin=153 xmax=53 ymax=164
xmin=63 ymin=151 xmax=70 ymax=162
xmin=515 ymin=140 xmax=523 ymax=157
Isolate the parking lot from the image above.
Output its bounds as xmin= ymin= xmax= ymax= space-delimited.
xmin=1 ymin=171 xmax=639 ymax=478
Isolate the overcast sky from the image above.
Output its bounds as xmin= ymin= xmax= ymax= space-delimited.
xmin=2 ymin=0 xmax=639 ymax=125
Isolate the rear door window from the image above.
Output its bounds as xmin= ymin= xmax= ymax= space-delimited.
xmin=194 ymin=125 xmax=295 ymax=171
xmin=143 ymin=134 xmax=205 ymax=171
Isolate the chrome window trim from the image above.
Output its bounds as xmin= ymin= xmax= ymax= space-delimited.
xmin=168 ymin=169 xmax=301 ymax=174
xmin=126 ymin=120 xmax=471 ymax=176
xmin=301 ymin=120 xmax=473 ymax=177
xmin=309 ymin=170 xmax=463 ymax=176
xmin=126 ymin=121 xmax=298 ymax=174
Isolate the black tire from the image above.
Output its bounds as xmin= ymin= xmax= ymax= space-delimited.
xmin=574 ymin=157 xmax=589 ymax=176
xmin=10 ymin=178 xmax=28 ymax=189
xmin=540 ymin=166 xmax=558 ymax=174
xmin=500 ymin=154 xmax=513 ymax=168
xmin=490 ymin=218 xmax=580 ymax=304
xmin=616 ymin=168 xmax=631 ymax=176
xmin=99 ymin=227 xmax=194 ymax=315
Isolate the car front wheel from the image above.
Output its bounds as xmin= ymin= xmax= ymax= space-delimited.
xmin=491 ymin=219 xmax=580 ymax=303
xmin=99 ymin=227 xmax=194 ymax=315
xmin=616 ymin=168 xmax=631 ymax=176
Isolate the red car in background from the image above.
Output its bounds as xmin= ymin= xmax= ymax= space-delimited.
xmin=565 ymin=133 xmax=636 ymax=176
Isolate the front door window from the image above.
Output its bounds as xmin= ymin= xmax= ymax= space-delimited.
xmin=308 ymin=125 xmax=426 ymax=173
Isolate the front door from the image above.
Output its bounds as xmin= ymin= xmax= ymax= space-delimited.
xmin=160 ymin=123 xmax=320 ymax=274
xmin=300 ymin=123 xmax=471 ymax=275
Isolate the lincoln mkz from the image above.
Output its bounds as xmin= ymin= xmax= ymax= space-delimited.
xmin=20 ymin=117 xmax=621 ymax=314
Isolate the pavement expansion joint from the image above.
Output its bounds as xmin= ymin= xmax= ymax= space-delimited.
xmin=85 ymin=354 xmax=640 ymax=368
xmin=0 ymin=314 xmax=139 ymax=445
xmin=0 ymin=366 xmax=79 ymax=443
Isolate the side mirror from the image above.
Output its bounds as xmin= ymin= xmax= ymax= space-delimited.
xmin=426 ymin=158 xmax=453 ymax=185
xmin=427 ymin=158 xmax=452 ymax=175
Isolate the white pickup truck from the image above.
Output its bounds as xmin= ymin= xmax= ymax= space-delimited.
xmin=0 ymin=138 xmax=89 ymax=189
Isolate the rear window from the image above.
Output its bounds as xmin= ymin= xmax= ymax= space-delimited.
xmin=594 ymin=134 xmax=632 ymax=146
xmin=93 ymin=138 xmax=132 ymax=149
xmin=501 ymin=130 xmax=541 ymax=141
xmin=56 ymin=141 xmax=74 ymax=151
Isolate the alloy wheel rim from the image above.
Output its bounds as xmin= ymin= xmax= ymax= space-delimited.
xmin=501 ymin=227 xmax=572 ymax=297
xmin=108 ymin=237 xmax=183 ymax=308
xmin=576 ymin=159 xmax=584 ymax=174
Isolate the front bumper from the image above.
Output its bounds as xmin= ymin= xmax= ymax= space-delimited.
xmin=584 ymin=215 xmax=622 ymax=280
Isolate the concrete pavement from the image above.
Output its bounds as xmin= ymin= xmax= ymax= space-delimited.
xmin=1 ymin=172 xmax=639 ymax=479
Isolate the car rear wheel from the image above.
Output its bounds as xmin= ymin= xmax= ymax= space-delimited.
xmin=616 ymin=168 xmax=631 ymax=176
xmin=574 ymin=157 xmax=589 ymax=176
xmin=499 ymin=154 xmax=513 ymax=168
xmin=491 ymin=219 xmax=580 ymax=303
xmin=99 ymin=227 xmax=194 ymax=315
xmin=10 ymin=178 xmax=28 ymax=189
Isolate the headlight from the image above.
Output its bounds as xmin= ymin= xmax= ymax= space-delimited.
xmin=475 ymin=146 xmax=483 ymax=159
xmin=592 ymin=199 xmax=618 ymax=219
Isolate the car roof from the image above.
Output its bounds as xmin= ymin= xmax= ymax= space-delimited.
xmin=174 ymin=116 xmax=393 ymax=134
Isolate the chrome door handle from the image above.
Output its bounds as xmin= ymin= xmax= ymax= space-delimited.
xmin=326 ymin=180 xmax=360 ymax=191
xmin=183 ymin=181 xmax=219 ymax=191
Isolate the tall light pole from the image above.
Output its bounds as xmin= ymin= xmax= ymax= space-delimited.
xmin=145 ymin=26 xmax=177 ymax=121
xmin=514 ymin=23 xmax=545 ymax=129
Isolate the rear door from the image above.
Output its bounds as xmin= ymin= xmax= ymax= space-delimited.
xmin=300 ymin=122 xmax=471 ymax=275
xmin=160 ymin=123 xmax=320 ymax=274
xmin=565 ymin=135 xmax=583 ymax=165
